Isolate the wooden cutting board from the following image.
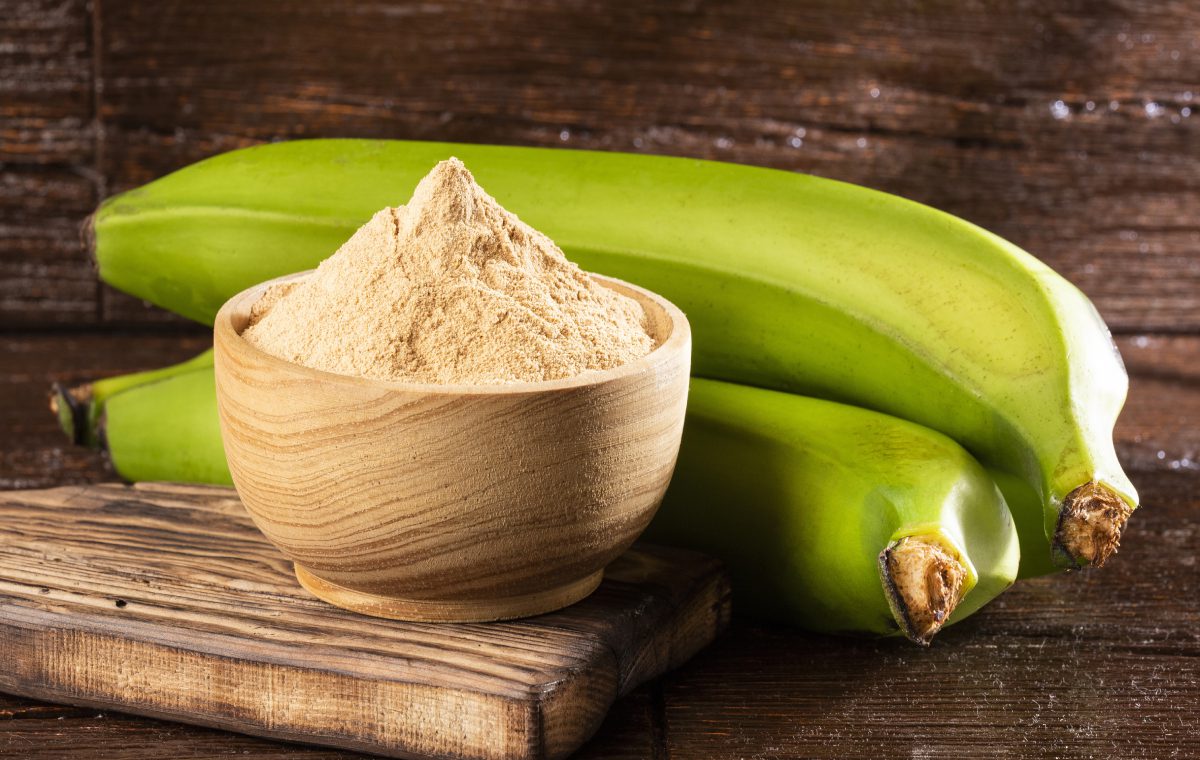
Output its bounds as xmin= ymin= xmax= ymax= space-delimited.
xmin=0 ymin=482 xmax=730 ymax=760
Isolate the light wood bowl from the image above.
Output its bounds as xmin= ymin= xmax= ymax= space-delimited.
xmin=213 ymin=271 xmax=690 ymax=622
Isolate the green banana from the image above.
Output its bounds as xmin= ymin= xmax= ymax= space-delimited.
xmin=51 ymin=349 xmax=214 ymax=448
xmin=646 ymin=379 xmax=1019 ymax=642
xmin=99 ymin=368 xmax=232 ymax=486
xmin=56 ymin=360 xmax=1018 ymax=643
xmin=90 ymin=139 xmax=1136 ymax=570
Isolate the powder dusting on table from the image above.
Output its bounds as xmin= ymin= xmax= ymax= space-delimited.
xmin=243 ymin=158 xmax=656 ymax=384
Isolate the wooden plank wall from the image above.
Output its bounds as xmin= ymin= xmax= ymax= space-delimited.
xmin=1 ymin=0 xmax=1197 ymax=331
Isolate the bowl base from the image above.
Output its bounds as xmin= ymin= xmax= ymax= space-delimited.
xmin=294 ymin=564 xmax=605 ymax=622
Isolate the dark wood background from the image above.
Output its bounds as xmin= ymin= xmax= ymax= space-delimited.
xmin=2 ymin=1 xmax=1198 ymax=758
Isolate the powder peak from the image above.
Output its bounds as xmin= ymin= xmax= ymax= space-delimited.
xmin=243 ymin=159 xmax=656 ymax=385
xmin=406 ymin=157 xmax=479 ymax=228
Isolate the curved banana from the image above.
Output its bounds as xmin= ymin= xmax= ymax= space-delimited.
xmin=90 ymin=139 xmax=1136 ymax=569
xmin=647 ymin=379 xmax=1019 ymax=642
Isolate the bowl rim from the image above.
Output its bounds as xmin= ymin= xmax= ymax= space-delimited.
xmin=214 ymin=270 xmax=691 ymax=396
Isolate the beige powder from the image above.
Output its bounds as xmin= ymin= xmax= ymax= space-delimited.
xmin=243 ymin=158 xmax=656 ymax=384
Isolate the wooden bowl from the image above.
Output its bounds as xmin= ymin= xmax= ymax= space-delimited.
xmin=213 ymin=271 xmax=690 ymax=622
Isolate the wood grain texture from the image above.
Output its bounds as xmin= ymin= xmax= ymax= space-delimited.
xmin=0 ymin=0 xmax=93 ymax=166
xmin=0 ymin=711 xmax=367 ymax=759
xmin=0 ymin=0 xmax=99 ymax=326
xmin=0 ymin=169 xmax=97 ymax=325
xmin=1 ymin=0 xmax=1197 ymax=329
xmin=0 ymin=481 xmax=731 ymax=760
xmin=215 ymin=272 xmax=691 ymax=621
xmin=1115 ymin=333 xmax=1200 ymax=473
xmin=0 ymin=686 xmax=659 ymax=759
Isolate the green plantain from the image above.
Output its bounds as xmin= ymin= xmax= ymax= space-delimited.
xmin=646 ymin=378 xmax=1019 ymax=642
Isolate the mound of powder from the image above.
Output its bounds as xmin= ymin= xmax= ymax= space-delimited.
xmin=242 ymin=158 xmax=656 ymax=384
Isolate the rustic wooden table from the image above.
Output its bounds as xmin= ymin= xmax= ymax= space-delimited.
xmin=3 ymin=1 xmax=1198 ymax=757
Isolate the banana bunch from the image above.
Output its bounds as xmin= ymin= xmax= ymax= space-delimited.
xmin=63 ymin=139 xmax=1138 ymax=641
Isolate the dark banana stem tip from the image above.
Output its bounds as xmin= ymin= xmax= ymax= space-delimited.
xmin=49 ymin=383 xmax=91 ymax=447
xmin=1054 ymin=482 xmax=1134 ymax=568
xmin=880 ymin=536 xmax=967 ymax=646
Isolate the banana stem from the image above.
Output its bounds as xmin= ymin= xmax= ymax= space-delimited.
xmin=879 ymin=536 xmax=967 ymax=646
xmin=1054 ymin=482 xmax=1134 ymax=568
xmin=49 ymin=382 xmax=93 ymax=446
